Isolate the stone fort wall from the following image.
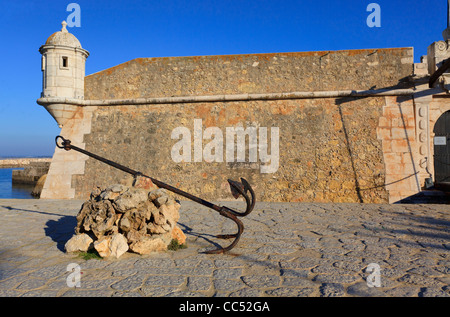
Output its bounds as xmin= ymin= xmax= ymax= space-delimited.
xmin=84 ymin=48 xmax=412 ymax=98
xmin=47 ymin=48 xmax=419 ymax=203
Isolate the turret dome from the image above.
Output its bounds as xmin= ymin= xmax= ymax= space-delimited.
xmin=45 ymin=21 xmax=82 ymax=48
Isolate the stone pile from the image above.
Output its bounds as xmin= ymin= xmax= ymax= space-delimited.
xmin=65 ymin=181 xmax=186 ymax=258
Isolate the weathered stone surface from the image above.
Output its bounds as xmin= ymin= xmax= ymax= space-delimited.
xmin=99 ymin=184 xmax=127 ymax=201
xmin=113 ymin=188 xmax=149 ymax=213
xmin=109 ymin=233 xmax=129 ymax=258
xmin=31 ymin=174 xmax=47 ymax=197
xmin=320 ymin=283 xmax=345 ymax=297
xmin=130 ymin=237 xmax=167 ymax=254
xmin=62 ymin=47 xmax=416 ymax=203
xmin=73 ymin=97 xmax=392 ymax=204
xmin=171 ymin=226 xmax=187 ymax=245
xmin=64 ymin=233 xmax=93 ymax=253
xmin=76 ymin=200 xmax=117 ymax=239
xmin=69 ymin=184 xmax=185 ymax=258
xmin=85 ymin=49 xmax=412 ymax=101
xmin=12 ymin=161 xmax=50 ymax=186
xmin=133 ymin=175 xmax=158 ymax=191
xmin=346 ymin=282 xmax=387 ymax=297
xmin=94 ymin=236 xmax=112 ymax=258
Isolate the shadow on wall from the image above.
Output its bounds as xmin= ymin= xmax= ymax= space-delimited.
xmin=334 ymin=77 xmax=450 ymax=205
xmin=336 ymin=103 xmax=363 ymax=203
xmin=331 ymin=78 xmax=414 ymax=203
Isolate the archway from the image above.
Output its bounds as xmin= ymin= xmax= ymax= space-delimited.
xmin=433 ymin=110 xmax=450 ymax=189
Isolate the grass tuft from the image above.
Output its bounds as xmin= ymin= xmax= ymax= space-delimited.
xmin=77 ymin=249 xmax=102 ymax=260
xmin=168 ymin=239 xmax=187 ymax=251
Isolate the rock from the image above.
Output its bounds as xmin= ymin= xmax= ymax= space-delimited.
xmin=69 ymin=184 xmax=185 ymax=258
xmin=133 ymin=175 xmax=158 ymax=191
xmin=147 ymin=222 xmax=168 ymax=234
xmin=109 ymin=233 xmax=129 ymax=258
xmin=160 ymin=202 xmax=181 ymax=224
xmin=154 ymin=195 xmax=168 ymax=208
xmin=100 ymin=184 xmax=127 ymax=201
xmin=93 ymin=234 xmax=128 ymax=258
xmin=31 ymin=174 xmax=47 ymax=197
xmin=125 ymin=230 xmax=144 ymax=244
xmin=130 ymin=237 xmax=167 ymax=255
xmin=121 ymin=209 xmax=147 ymax=231
xmin=171 ymin=226 xmax=187 ymax=245
xmin=347 ymin=282 xmax=386 ymax=297
xmin=153 ymin=210 xmax=167 ymax=226
xmin=148 ymin=188 xmax=168 ymax=204
xmin=159 ymin=232 xmax=173 ymax=245
xmin=75 ymin=201 xmax=92 ymax=234
xmin=80 ymin=200 xmax=117 ymax=239
xmin=119 ymin=216 xmax=131 ymax=232
xmin=94 ymin=236 xmax=112 ymax=258
xmin=65 ymin=233 xmax=94 ymax=253
xmin=114 ymin=188 xmax=149 ymax=212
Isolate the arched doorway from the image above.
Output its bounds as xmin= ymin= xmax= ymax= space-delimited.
xmin=433 ymin=110 xmax=450 ymax=190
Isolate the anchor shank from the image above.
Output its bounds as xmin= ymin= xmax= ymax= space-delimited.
xmin=55 ymin=135 xmax=254 ymax=254
xmin=70 ymin=144 xmax=140 ymax=177
xmin=60 ymin=138 xmax=223 ymax=212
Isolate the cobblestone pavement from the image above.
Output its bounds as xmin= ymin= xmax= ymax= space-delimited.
xmin=0 ymin=199 xmax=449 ymax=297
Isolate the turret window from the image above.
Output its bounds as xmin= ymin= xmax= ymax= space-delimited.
xmin=61 ymin=56 xmax=68 ymax=68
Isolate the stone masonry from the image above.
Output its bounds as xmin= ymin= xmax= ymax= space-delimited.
xmin=41 ymin=47 xmax=420 ymax=203
xmin=37 ymin=23 xmax=450 ymax=203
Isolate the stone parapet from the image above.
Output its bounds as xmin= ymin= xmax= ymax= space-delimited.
xmin=0 ymin=158 xmax=51 ymax=168
xmin=84 ymin=48 xmax=414 ymax=101
xmin=11 ymin=161 xmax=50 ymax=185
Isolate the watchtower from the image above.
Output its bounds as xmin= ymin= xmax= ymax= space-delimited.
xmin=38 ymin=21 xmax=89 ymax=127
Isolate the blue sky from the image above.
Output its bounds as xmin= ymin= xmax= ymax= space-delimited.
xmin=0 ymin=0 xmax=447 ymax=157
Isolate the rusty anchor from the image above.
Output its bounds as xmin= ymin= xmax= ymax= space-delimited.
xmin=55 ymin=135 xmax=255 ymax=254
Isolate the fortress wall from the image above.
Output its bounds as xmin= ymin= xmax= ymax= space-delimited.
xmin=49 ymin=47 xmax=418 ymax=202
xmin=84 ymin=48 xmax=413 ymax=100
xmin=71 ymin=96 xmax=391 ymax=203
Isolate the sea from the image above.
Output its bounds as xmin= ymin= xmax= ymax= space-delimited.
xmin=0 ymin=168 xmax=37 ymax=199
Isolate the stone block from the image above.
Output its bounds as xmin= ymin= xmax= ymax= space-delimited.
xmin=129 ymin=237 xmax=167 ymax=254
xmin=65 ymin=233 xmax=94 ymax=253
xmin=391 ymin=140 xmax=410 ymax=153
xmin=384 ymin=153 xmax=402 ymax=164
